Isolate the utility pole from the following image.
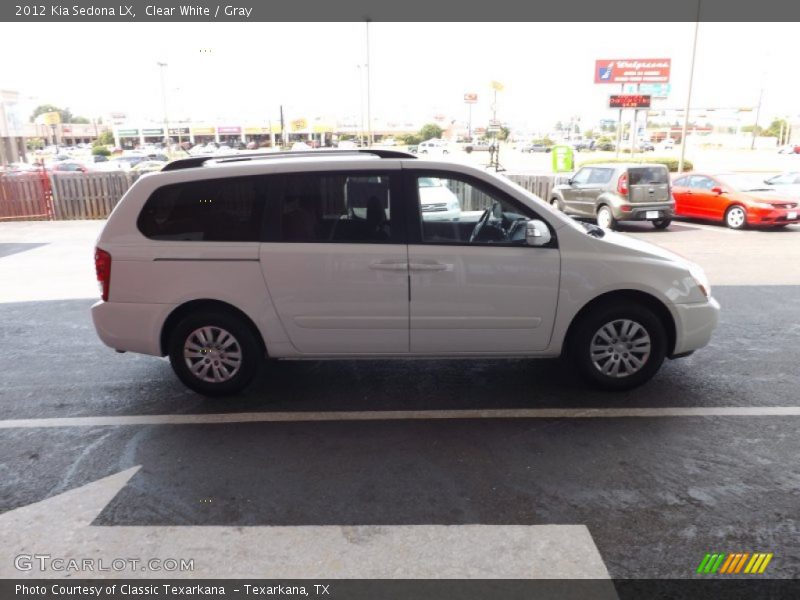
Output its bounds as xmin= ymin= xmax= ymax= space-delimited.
xmin=279 ymin=105 xmax=285 ymax=149
xmin=750 ymin=83 xmax=764 ymax=151
xmin=365 ymin=19 xmax=373 ymax=146
xmin=157 ymin=62 xmax=169 ymax=148
xmin=678 ymin=1 xmax=701 ymax=174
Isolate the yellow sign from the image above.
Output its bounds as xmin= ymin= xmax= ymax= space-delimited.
xmin=191 ymin=127 xmax=215 ymax=135
xmin=490 ymin=81 xmax=505 ymax=92
xmin=40 ymin=111 xmax=61 ymax=125
xmin=291 ymin=119 xmax=307 ymax=132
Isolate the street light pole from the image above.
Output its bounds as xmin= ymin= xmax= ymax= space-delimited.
xmin=365 ymin=19 xmax=373 ymax=147
xmin=678 ymin=1 xmax=701 ymax=174
xmin=157 ymin=61 xmax=169 ymax=148
xmin=357 ymin=64 xmax=365 ymax=147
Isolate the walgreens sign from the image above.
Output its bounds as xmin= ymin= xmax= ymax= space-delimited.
xmin=594 ymin=59 xmax=671 ymax=84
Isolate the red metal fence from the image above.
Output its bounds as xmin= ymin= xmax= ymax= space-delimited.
xmin=0 ymin=171 xmax=54 ymax=221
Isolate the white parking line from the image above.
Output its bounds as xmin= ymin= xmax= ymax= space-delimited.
xmin=2 ymin=406 xmax=799 ymax=429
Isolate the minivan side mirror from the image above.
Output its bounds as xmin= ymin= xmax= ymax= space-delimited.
xmin=711 ymin=186 xmax=725 ymax=195
xmin=526 ymin=220 xmax=552 ymax=247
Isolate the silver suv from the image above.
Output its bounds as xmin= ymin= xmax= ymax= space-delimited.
xmin=550 ymin=163 xmax=675 ymax=230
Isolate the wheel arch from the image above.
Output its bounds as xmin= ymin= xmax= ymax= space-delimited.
xmin=160 ymin=299 xmax=267 ymax=357
xmin=563 ymin=289 xmax=677 ymax=357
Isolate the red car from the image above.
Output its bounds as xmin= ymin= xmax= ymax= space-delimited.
xmin=51 ymin=161 xmax=91 ymax=173
xmin=671 ymin=172 xmax=800 ymax=229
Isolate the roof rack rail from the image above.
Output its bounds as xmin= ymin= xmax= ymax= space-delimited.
xmin=161 ymin=148 xmax=417 ymax=172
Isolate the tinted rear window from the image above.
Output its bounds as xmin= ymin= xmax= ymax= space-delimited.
xmin=137 ymin=176 xmax=267 ymax=241
xmin=629 ymin=167 xmax=668 ymax=185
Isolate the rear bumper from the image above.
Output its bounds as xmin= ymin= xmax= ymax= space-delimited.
xmin=613 ymin=204 xmax=675 ymax=221
xmin=91 ymin=300 xmax=175 ymax=356
xmin=672 ymin=296 xmax=721 ymax=356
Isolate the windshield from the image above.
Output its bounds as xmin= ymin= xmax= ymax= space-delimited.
xmin=719 ymin=174 xmax=776 ymax=192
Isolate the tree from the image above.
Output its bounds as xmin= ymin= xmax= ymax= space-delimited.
xmin=29 ymin=104 xmax=89 ymax=124
xmin=418 ymin=123 xmax=443 ymax=141
xmin=498 ymin=126 xmax=511 ymax=141
xmin=765 ymin=118 xmax=788 ymax=139
xmin=94 ymin=131 xmax=114 ymax=146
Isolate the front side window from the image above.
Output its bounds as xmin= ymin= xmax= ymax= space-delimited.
xmin=137 ymin=176 xmax=266 ymax=241
xmin=276 ymin=172 xmax=393 ymax=243
xmin=689 ymin=175 xmax=716 ymax=190
xmin=414 ymin=173 xmax=537 ymax=245
xmin=571 ymin=168 xmax=592 ymax=185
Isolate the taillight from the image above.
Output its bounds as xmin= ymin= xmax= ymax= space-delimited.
xmin=95 ymin=248 xmax=111 ymax=301
xmin=617 ymin=173 xmax=629 ymax=196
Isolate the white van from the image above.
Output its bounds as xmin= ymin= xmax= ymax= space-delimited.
xmin=92 ymin=149 xmax=719 ymax=396
xmin=417 ymin=139 xmax=452 ymax=155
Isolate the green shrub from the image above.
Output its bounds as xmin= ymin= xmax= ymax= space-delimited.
xmin=91 ymin=145 xmax=111 ymax=156
xmin=400 ymin=134 xmax=422 ymax=146
xmin=579 ymin=156 xmax=692 ymax=172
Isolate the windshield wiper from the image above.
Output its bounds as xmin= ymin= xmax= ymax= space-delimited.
xmin=581 ymin=222 xmax=605 ymax=238
xmin=744 ymin=188 xmax=774 ymax=192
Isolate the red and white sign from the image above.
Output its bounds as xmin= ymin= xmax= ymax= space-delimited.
xmin=464 ymin=93 xmax=478 ymax=104
xmin=594 ymin=59 xmax=671 ymax=84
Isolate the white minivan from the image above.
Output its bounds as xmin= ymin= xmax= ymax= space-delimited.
xmin=92 ymin=149 xmax=719 ymax=396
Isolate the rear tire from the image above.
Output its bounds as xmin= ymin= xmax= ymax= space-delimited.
xmin=596 ymin=205 xmax=617 ymax=230
xmin=652 ymin=218 xmax=672 ymax=230
xmin=168 ymin=310 xmax=263 ymax=397
xmin=569 ymin=302 xmax=667 ymax=391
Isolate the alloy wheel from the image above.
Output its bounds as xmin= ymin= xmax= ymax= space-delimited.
xmin=589 ymin=319 xmax=652 ymax=378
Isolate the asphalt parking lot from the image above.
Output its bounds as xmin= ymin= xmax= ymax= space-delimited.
xmin=1 ymin=218 xmax=799 ymax=582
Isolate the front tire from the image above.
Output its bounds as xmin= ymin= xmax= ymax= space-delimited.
xmin=597 ymin=205 xmax=617 ymax=230
xmin=550 ymin=197 xmax=563 ymax=212
xmin=725 ymin=205 xmax=747 ymax=229
xmin=569 ymin=302 xmax=667 ymax=391
xmin=168 ymin=310 xmax=263 ymax=396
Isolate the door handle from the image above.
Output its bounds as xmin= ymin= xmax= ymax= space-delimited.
xmin=409 ymin=262 xmax=450 ymax=272
xmin=369 ymin=261 xmax=408 ymax=271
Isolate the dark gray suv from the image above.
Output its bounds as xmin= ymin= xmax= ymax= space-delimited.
xmin=550 ymin=163 xmax=675 ymax=229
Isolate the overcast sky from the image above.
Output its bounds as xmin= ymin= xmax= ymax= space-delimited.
xmin=2 ymin=22 xmax=799 ymax=131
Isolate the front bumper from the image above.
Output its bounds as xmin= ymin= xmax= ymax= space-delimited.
xmin=671 ymin=296 xmax=721 ymax=356
xmin=749 ymin=207 xmax=800 ymax=226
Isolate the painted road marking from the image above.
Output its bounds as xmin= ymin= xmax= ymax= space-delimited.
xmin=1 ymin=406 xmax=799 ymax=429
xmin=0 ymin=467 xmax=612 ymax=580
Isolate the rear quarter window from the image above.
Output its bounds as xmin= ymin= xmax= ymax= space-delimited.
xmin=137 ymin=176 xmax=267 ymax=241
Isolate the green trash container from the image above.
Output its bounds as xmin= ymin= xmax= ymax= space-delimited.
xmin=551 ymin=145 xmax=574 ymax=173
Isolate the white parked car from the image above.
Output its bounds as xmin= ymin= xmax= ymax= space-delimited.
xmin=92 ymin=149 xmax=719 ymax=396
xmin=418 ymin=177 xmax=462 ymax=221
xmin=417 ymin=139 xmax=452 ymax=156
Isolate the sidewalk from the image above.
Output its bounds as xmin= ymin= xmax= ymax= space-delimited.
xmin=0 ymin=221 xmax=103 ymax=302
